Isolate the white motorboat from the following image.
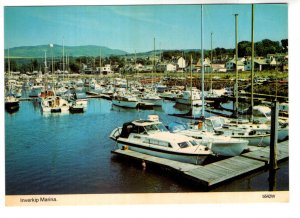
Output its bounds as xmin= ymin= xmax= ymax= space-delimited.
xmin=112 ymin=92 xmax=139 ymax=108
xmin=139 ymin=92 xmax=163 ymax=106
xmin=168 ymin=122 xmax=248 ymax=156
xmin=110 ymin=115 xmax=212 ymax=165
xmin=203 ymin=116 xmax=273 ymax=147
xmin=176 ymin=88 xmax=204 ymax=106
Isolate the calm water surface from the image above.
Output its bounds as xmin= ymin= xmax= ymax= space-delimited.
xmin=5 ymin=98 xmax=288 ymax=194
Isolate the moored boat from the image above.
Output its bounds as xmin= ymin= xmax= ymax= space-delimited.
xmin=109 ymin=115 xmax=212 ymax=165
xmin=112 ymin=92 xmax=139 ymax=108
xmin=168 ymin=121 xmax=248 ymax=156
xmin=40 ymin=96 xmax=70 ymax=113
xmin=5 ymin=94 xmax=20 ymax=112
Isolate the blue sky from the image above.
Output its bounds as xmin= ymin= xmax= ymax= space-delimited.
xmin=4 ymin=4 xmax=288 ymax=53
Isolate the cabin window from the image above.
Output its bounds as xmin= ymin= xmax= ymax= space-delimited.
xmin=178 ymin=142 xmax=189 ymax=148
xmin=131 ymin=125 xmax=145 ymax=134
xmin=150 ymin=139 xmax=159 ymax=145
xmin=144 ymin=125 xmax=158 ymax=133
xmin=211 ymin=119 xmax=223 ymax=128
xmin=190 ymin=140 xmax=198 ymax=146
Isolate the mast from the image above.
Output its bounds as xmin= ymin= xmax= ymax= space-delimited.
xmin=234 ymin=14 xmax=239 ymax=116
xmin=190 ymin=55 xmax=193 ymax=110
xmin=99 ymin=48 xmax=102 ymax=75
xmin=44 ymin=50 xmax=48 ymax=90
xmin=210 ymin=32 xmax=213 ymax=92
xmin=8 ymin=48 xmax=10 ymax=75
xmin=135 ymin=50 xmax=138 ymax=77
xmin=251 ymin=4 xmax=255 ymax=122
xmin=152 ymin=37 xmax=155 ymax=89
xmin=201 ymin=5 xmax=205 ymax=118
xmin=62 ymin=38 xmax=65 ymax=81
xmin=50 ymin=44 xmax=54 ymax=90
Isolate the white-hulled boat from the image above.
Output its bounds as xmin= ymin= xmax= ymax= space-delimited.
xmin=41 ymin=96 xmax=70 ymax=113
xmin=139 ymin=92 xmax=163 ymax=106
xmin=168 ymin=122 xmax=248 ymax=156
xmin=176 ymin=88 xmax=204 ymax=106
xmin=112 ymin=92 xmax=139 ymax=108
xmin=109 ymin=115 xmax=212 ymax=165
xmin=203 ymin=116 xmax=273 ymax=147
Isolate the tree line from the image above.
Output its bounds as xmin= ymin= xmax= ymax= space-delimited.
xmin=5 ymin=38 xmax=287 ymax=74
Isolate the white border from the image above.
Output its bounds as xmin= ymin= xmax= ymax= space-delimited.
xmin=1 ymin=0 xmax=299 ymax=217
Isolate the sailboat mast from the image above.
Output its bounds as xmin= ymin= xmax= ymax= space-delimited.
xmin=99 ymin=48 xmax=102 ymax=75
xmin=251 ymin=4 xmax=255 ymax=122
xmin=190 ymin=55 xmax=193 ymax=109
xmin=210 ymin=32 xmax=213 ymax=92
xmin=8 ymin=48 xmax=10 ymax=75
xmin=62 ymin=38 xmax=65 ymax=81
xmin=201 ymin=5 xmax=205 ymax=118
xmin=234 ymin=14 xmax=239 ymax=116
xmin=152 ymin=37 xmax=155 ymax=89
xmin=44 ymin=50 xmax=48 ymax=90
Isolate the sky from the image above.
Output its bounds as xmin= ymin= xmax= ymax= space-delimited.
xmin=4 ymin=3 xmax=288 ymax=53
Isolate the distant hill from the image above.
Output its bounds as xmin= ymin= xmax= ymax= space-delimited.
xmin=4 ymin=44 xmax=128 ymax=58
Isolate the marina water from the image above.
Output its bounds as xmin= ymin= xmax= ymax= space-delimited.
xmin=5 ymin=98 xmax=288 ymax=195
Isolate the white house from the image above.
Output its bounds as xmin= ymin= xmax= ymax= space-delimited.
xmin=134 ymin=63 xmax=144 ymax=72
xmin=99 ymin=64 xmax=112 ymax=74
xmin=244 ymin=58 xmax=268 ymax=71
xmin=157 ymin=63 xmax=177 ymax=72
xmin=225 ymin=57 xmax=245 ymax=71
xmin=177 ymin=57 xmax=186 ymax=71
xmin=195 ymin=58 xmax=211 ymax=72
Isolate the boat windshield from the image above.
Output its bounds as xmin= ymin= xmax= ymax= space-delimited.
xmin=189 ymin=140 xmax=198 ymax=146
xmin=144 ymin=123 xmax=168 ymax=133
xmin=178 ymin=141 xmax=189 ymax=148
xmin=211 ymin=118 xmax=224 ymax=128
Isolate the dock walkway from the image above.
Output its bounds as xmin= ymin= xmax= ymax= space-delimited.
xmin=112 ymin=140 xmax=289 ymax=187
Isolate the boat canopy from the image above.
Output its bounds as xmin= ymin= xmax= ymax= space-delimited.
xmin=119 ymin=120 xmax=168 ymax=138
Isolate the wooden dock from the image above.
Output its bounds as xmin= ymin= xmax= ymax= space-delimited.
xmin=111 ymin=140 xmax=288 ymax=187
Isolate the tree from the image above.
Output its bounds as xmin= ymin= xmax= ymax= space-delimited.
xmin=238 ymin=41 xmax=252 ymax=57
xmin=69 ymin=62 xmax=80 ymax=73
xmin=31 ymin=59 xmax=39 ymax=71
xmin=281 ymin=39 xmax=288 ymax=52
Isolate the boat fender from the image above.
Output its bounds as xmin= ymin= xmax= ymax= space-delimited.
xmin=198 ymin=121 xmax=203 ymax=129
xmin=122 ymin=145 xmax=128 ymax=150
xmin=142 ymin=160 xmax=146 ymax=170
xmin=206 ymin=142 xmax=212 ymax=150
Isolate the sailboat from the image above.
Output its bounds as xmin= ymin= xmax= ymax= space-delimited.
xmin=169 ymin=6 xmax=248 ymax=156
xmin=199 ymin=5 xmax=288 ymax=147
xmin=40 ymin=42 xmax=70 ymax=113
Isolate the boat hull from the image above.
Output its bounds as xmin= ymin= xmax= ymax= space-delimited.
xmin=232 ymin=135 xmax=270 ymax=147
xmin=140 ymin=98 xmax=163 ymax=106
xmin=115 ymin=140 xmax=208 ymax=165
xmin=209 ymin=141 xmax=248 ymax=156
xmin=176 ymin=98 xmax=203 ymax=106
xmin=5 ymin=102 xmax=20 ymax=112
xmin=112 ymin=99 xmax=139 ymax=108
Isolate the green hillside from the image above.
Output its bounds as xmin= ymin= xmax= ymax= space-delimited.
xmin=4 ymin=44 xmax=128 ymax=58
